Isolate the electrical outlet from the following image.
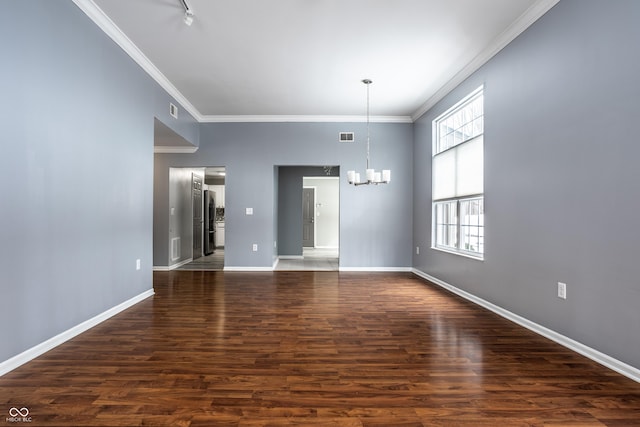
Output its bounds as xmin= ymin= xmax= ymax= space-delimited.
xmin=557 ymin=282 xmax=567 ymax=299
xmin=416 ymin=246 xmax=420 ymax=255
xmin=252 ymin=244 xmax=258 ymax=252
xmin=136 ymin=259 xmax=141 ymax=270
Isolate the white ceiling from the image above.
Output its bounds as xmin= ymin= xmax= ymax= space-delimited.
xmin=82 ymin=0 xmax=559 ymax=122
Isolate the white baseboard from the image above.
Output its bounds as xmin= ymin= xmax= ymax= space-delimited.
xmin=170 ymin=258 xmax=193 ymax=270
xmin=278 ymin=256 xmax=304 ymax=260
xmin=0 ymin=289 xmax=154 ymax=377
xmin=223 ymin=266 xmax=274 ymax=271
xmin=411 ymin=268 xmax=640 ymax=384
xmin=220 ymin=265 xmax=411 ymax=273
xmin=153 ymin=258 xmax=193 ymax=271
xmin=339 ymin=267 xmax=413 ymax=272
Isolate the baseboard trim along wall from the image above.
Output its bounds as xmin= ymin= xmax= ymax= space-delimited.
xmin=411 ymin=268 xmax=640 ymax=384
xmin=339 ymin=267 xmax=413 ymax=272
xmin=0 ymin=289 xmax=155 ymax=377
xmin=153 ymin=258 xmax=193 ymax=271
xmin=224 ymin=266 xmax=275 ymax=272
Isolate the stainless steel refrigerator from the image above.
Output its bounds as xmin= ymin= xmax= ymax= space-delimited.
xmin=203 ymin=190 xmax=215 ymax=255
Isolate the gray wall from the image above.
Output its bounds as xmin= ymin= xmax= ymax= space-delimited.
xmin=413 ymin=0 xmax=640 ymax=370
xmin=151 ymin=104 xmax=200 ymax=268
xmin=278 ymin=167 xmax=304 ymax=257
xmin=153 ymin=100 xmax=199 ymax=150
xmin=0 ymin=1 xmax=198 ymax=365
xmin=153 ymin=153 xmax=169 ymax=266
xmin=272 ymin=166 xmax=279 ymax=265
xmin=154 ymin=122 xmax=413 ymax=269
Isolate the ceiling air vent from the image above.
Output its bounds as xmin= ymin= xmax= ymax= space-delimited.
xmin=169 ymin=102 xmax=178 ymax=119
xmin=339 ymin=132 xmax=355 ymax=142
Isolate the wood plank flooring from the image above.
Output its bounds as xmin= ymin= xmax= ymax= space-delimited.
xmin=1 ymin=271 xmax=639 ymax=426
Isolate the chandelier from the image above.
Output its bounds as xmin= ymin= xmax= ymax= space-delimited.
xmin=347 ymin=79 xmax=391 ymax=186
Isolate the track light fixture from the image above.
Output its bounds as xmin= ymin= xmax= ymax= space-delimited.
xmin=180 ymin=0 xmax=194 ymax=26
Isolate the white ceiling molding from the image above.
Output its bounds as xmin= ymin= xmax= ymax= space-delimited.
xmin=411 ymin=0 xmax=561 ymax=122
xmin=74 ymin=0 xmax=558 ymax=125
xmin=199 ymin=115 xmax=413 ymax=124
xmin=71 ymin=0 xmax=203 ymax=122
xmin=72 ymin=0 xmax=413 ymax=124
xmin=153 ymin=146 xmax=199 ymax=154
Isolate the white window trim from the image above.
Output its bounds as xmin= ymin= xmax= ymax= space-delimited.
xmin=431 ymin=86 xmax=485 ymax=260
xmin=431 ymin=244 xmax=485 ymax=261
xmin=431 ymin=197 xmax=484 ymax=260
xmin=432 ymin=85 xmax=484 ymax=155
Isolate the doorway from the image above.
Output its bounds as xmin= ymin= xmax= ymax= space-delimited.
xmin=177 ymin=166 xmax=226 ymax=271
xmin=275 ymin=167 xmax=339 ymax=271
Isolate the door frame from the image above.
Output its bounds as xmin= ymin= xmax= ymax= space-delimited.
xmin=302 ymin=186 xmax=316 ymax=248
xmin=191 ymin=173 xmax=204 ymax=260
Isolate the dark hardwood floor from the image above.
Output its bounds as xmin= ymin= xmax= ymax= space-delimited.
xmin=1 ymin=271 xmax=639 ymax=426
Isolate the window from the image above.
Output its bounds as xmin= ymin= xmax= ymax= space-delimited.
xmin=432 ymin=87 xmax=484 ymax=258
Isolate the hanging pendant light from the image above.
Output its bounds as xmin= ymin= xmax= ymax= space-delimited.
xmin=347 ymin=79 xmax=391 ymax=186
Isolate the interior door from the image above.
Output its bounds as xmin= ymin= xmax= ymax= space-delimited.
xmin=192 ymin=174 xmax=203 ymax=260
xmin=302 ymin=187 xmax=315 ymax=248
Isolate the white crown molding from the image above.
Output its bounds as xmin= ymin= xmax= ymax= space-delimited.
xmin=74 ymin=0 xmax=559 ymax=125
xmin=199 ymin=115 xmax=413 ymax=124
xmin=72 ymin=0 xmax=412 ymax=125
xmin=0 ymin=289 xmax=154 ymax=376
xmin=71 ymin=0 xmax=203 ymax=122
xmin=154 ymin=146 xmax=199 ymax=154
xmin=412 ymin=269 xmax=640 ymax=384
xmin=411 ymin=0 xmax=561 ymax=121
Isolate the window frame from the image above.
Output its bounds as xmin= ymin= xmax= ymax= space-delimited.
xmin=431 ymin=86 xmax=484 ymax=259
xmin=433 ymin=86 xmax=484 ymax=155
xmin=432 ymin=196 xmax=484 ymax=259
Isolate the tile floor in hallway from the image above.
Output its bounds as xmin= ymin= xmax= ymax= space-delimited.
xmin=176 ymin=248 xmax=339 ymax=271
xmin=274 ymin=247 xmax=339 ymax=271
xmin=176 ymin=249 xmax=225 ymax=271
